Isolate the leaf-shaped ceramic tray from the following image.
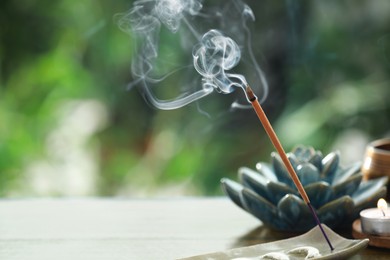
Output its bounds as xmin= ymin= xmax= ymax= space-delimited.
xmin=179 ymin=224 xmax=368 ymax=260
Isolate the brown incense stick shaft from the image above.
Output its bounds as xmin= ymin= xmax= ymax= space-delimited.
xmin=246 ymin=85 xmax=334 ymax=251
xmin=245 ymin=86 xmax=309 ymax=203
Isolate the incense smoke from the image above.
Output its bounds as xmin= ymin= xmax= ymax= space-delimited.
xmin=193 ymin=30 xmax=247 ymax=94
xmin=118 ymin=0 xmax=268 ymax=110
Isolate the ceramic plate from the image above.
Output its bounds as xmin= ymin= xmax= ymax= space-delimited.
xmin=179 ymin=224 xmax=369 ymax=260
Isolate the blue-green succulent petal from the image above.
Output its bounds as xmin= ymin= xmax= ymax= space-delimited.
xmin=321 ymin=151 xmax=340 ymax=183
xmin=287 ymin=153 xmax=299 ymax=171
xmin=239 ymin=167 xmax=271 ymax=202
xmin=221 ymin=178 xmax=245 ymax=209
xmin=255 ymin=163 xmax=277 ymax=182
xmin=308 ymin=151 xmax=323 ymax=172
xmin=271 ymin=152 xmax=294 ymax=188
xmin=277 ymin=194 xmax=314 ymax=231
xmin=292 ymin=145 xmax=306 ymax=158
xmin=317 ymin=196 xmax=354 ymax=228
xmin=352 ymin=176 xmax=388 ymax=204
xmin=267 ymin=181 xmax=297 ymax=204
xmin=304 ymin=181 xmax=333 ymax=208
xmin=296 ymin=163 xmax=320 ymax=186
xmin=241 ymin=188 xmax=286 ymax=229
xmin=239 ymin=166 xmax=298 ymax=204
xmin=301 ymin=146 xmax=315 ymax=162
xmin=332 ymin=162 xmax=361 ymax=185
xmin=333 ymin=174 xmax=362 ymax=199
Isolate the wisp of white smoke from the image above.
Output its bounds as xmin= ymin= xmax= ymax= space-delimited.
xmin=118 ymin=0 xmax=268 ymax=110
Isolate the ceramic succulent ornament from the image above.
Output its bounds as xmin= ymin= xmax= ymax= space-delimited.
xmin=221 ymin=145 xmax=388 ymax=232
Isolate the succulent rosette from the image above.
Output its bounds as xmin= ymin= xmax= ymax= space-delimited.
xmin=221 ymin=145 xmax=388 ymax=232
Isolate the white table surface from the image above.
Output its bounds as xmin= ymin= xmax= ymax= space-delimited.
xmin=0 ymin=198 xmax=260 ymax=259
xmin=0 ymin=198 xmax=386 ymax=259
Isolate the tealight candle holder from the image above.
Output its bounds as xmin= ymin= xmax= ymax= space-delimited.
xmin=360 ymin=198 xmax=390 ymax=236
xmin=352 ymin=198 xmax=390 ymax=248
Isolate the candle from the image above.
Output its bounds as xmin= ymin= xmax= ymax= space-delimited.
xmin=360 ymin=198 xmax=390 ymax=236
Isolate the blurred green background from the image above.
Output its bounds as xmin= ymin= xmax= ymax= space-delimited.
xmin=0 ymin=0 xmax=389 ymax=197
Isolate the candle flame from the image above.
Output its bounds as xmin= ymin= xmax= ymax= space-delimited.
xmin=377 ymin=198 xmax=388 ymax=211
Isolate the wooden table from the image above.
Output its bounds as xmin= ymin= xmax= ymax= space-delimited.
xmin=0 ymin=198 xmax=388 ymax=259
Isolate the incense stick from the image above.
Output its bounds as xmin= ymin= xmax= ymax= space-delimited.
xmin=245 ymin=85 xmax=334 ymax=251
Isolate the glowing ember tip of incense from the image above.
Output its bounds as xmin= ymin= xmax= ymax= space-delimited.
xmin=245 ymin=85 xmax=257 ymax=102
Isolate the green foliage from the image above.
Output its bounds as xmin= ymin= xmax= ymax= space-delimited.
xmin=0 ymin=0 xmax=389 ymax=197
